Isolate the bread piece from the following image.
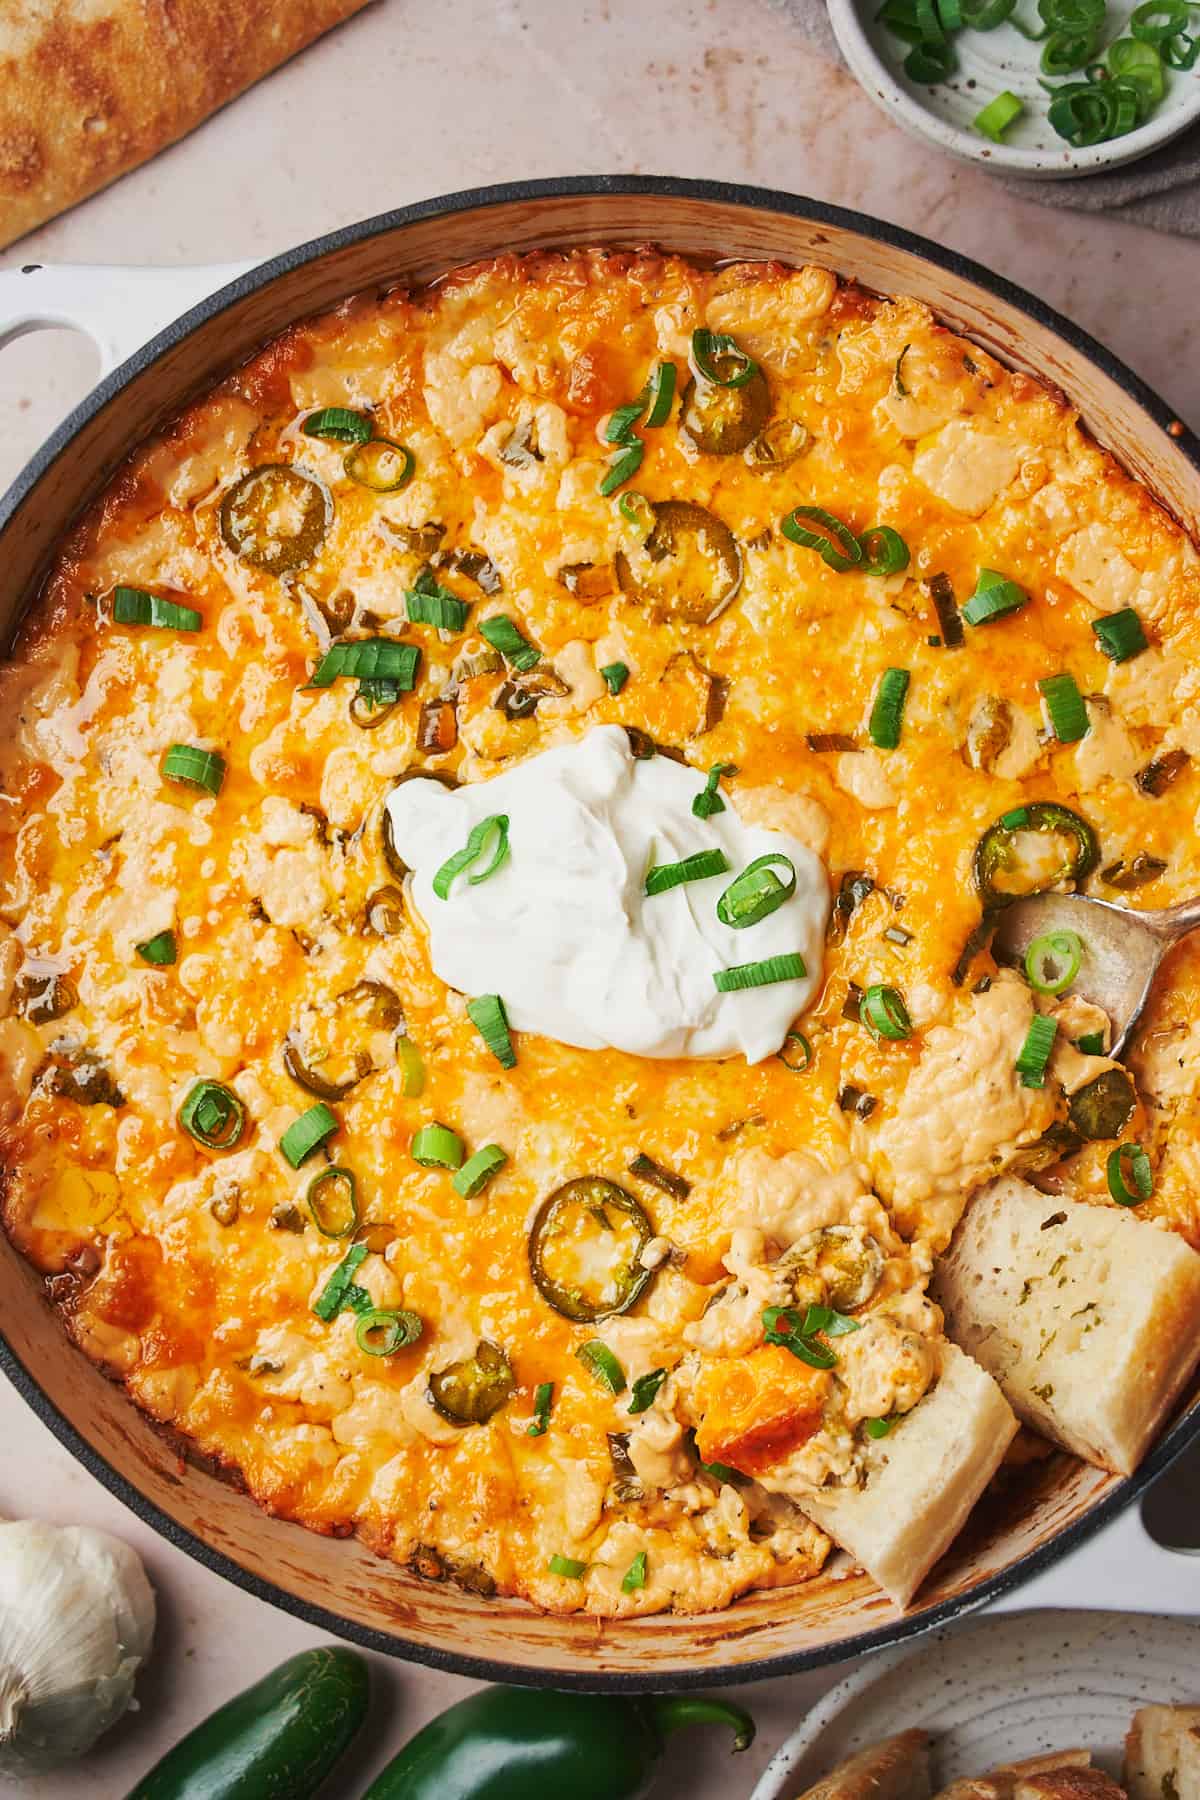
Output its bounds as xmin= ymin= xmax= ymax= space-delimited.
xmin=933 ymin=1750 xmax=1094 ymax=1800
xmin=1125 ymin=1706 xmax=1200 ymax=1800
xmin=0 ymin=1 xmax=375 ymax=249
xmin=796 ymin=1730 xmax=932 ymax=1800
xmin=800 ymin=1342 xmax=1018 ymax=1607
xmin=1013 ymin=1770 xmax=1126 ymax=1800
xmin=933 ymin=1178 xmax=1200 ymax=1475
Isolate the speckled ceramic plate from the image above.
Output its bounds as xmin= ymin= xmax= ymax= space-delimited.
xmin=829 ymin=0 xmax=1200 ymax=176
xmin=752 ymin=1608 xmax=1200 ymax=1799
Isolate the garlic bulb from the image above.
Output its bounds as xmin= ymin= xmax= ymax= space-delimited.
xmin=0 ymin=1520 xmax=155 ymax=1777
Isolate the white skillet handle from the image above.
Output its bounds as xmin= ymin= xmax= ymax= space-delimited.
xmin=989 ymin=1494 xmax=1200 ymax=1617
xmin=0 ymin=261 xmax=256 ymax=377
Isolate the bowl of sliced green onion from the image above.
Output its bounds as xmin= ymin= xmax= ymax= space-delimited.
xmin=829 ymin=0 xmax=1200 ymax=173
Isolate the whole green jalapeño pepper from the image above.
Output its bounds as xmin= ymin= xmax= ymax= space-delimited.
xmin=361 ymin=1684 xmax=755 ymax=1800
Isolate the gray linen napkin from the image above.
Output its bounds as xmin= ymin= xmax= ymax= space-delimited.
xmin=771 ymin=0 xmax=1200 ymax=236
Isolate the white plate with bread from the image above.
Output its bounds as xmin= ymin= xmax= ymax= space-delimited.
xmin=753 ymin=1609 xmax=1200 ymax=1800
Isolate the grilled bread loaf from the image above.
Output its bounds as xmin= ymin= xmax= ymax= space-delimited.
xmin=796 ymin=1731 xmax=933 ymax=1800
xmin=1125 ymin=1706 xmax=1200 ymax=1800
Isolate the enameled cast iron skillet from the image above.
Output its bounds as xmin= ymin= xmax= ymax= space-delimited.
xmin=1 ymin=177 xmax=1199 ymax=1688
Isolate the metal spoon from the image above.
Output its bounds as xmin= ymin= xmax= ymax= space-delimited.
xmin=990 ymin=891 xmax=1200 ymax=1057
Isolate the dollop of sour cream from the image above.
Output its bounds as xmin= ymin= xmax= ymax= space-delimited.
xmin=386 ymin=725 xmax=829 ymax=1064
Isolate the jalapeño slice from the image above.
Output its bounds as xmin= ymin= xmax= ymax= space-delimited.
xmin=528 ymin=1177 xmax=655 ymax=1322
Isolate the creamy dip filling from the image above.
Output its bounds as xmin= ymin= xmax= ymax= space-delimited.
xmin=386 ymin=725 xmax=829 ymax=1062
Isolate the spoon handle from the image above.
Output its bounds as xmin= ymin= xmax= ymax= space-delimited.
xmin=1148 ymin=894 xmax=1200 ymax=943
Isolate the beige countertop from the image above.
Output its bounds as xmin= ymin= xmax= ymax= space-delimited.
xmin=1 ymin=1 xmax=1197 ymax=1794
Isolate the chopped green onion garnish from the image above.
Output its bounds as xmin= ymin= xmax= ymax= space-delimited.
xmin=644 ymin=361 xmax=677 ymax=427
xmin=763 ymin=1302 xmax=858 ymax=1369
xmin=432 ymin=814 xmax=511 ymax=899
xmin=644 ymin=848 xmax=730 ymax=897
xmin=599 ymin=440 xmax=645 ymax=496
xmin=713 ymin=953 xmax=806 ymax=993
xmin=1039 ymin=672 xmax=1090 ymax=743
xmin=975 ymin=89 xmax=1025 ymax=138
xmin=576 ymin=1339 xmax=627 ymax=1395
xmin=606 ymin=400 xmax=645 ymax=445
xmin=781 ymin=505 xmax=863 ymax=572
xmin=1025 ymin=929 xmax=1084 ymax=995
xmin=629 ymin=1368 xmax=667 ymax=1414
xmin=865 ymin=1416 xmax=896 ymax=1439
xmin=1133 ymin=0 xmax=1189 ymax=34
xmin=716 ymin=853 xmax=797 ymax=929
xmin=307 ymin=1166 xmax=358 ymax=1238
xmin=303 ymin=406 xmax=372 ymax=444
xmin=1015 ymin=1013 xmax=1058 ymax=1088
xmin=858 ymin=526 xmax=910 ymax=577
xmin=1164 ymin=29 xmax=1200 ymax=66
xmin=1091 ymin=607 xmax=1148 ymax=662
xmin=549 ymin=1553 xmax=588 ymax=1579
xmin=868 ymin=667 xmax=911 ymax=750
xmin=528 ymin=1381 xmax=554 ymax=1437
xmin=308 ymin=639 xmax=420 ymax=691
xmin=905 ymin=37 xmax=957 ymax=78
xmin=861 ymin=983 xmax=913 ymax=1041
xmin=479 ymin=615 xmax=540 ymax=671
xmin=691 ymin=329 xmax=758 ymax=389
xmin=621 ymin=1550 xmax=648 ymax=1593
xmin=356 ymin=1307 xmax=423 ymax=1356
xmin=692 ymin=761 xmax=734 ymax=820
xmin=179 ymin=1079 xmax=245 ymax=1151
xmin=466 ymin=993 xmax=516 ymax=1069
xmin=962 ymin=568 xmax=1028 ymax=626
xmin=136 ymin=929 xmax=176 ymax=966
xmin=280 ymin=1102 xmax=339 ymax=1168
xmin=313 ymin=1243 xmax=368 ymax=1322
xmin=777 ymin=1030 xmax=813 ymax=1072
xmin=1107 ymin=1141 xmax=1153 ymax=1206
xmin=406 ymin=580 xmax=470 ymax=631
xmin=344 ymin=437 xmax=414 ymax=492
xmin=618 ymin=491 xmax=655 ymax=533
xmin=396 ymin=1036 xmax=425 ymax=1097
xmin=700 ymin=1458 xmax=741 ymax=1484
xmin=411 ymin=1122 xmax=465 ymax=1170
xmin=113 ymin=586 xmax=201 ymax=631
xmin=1076 ymin=1030 xmax=1105 ymax=1056
xmin=452 ymin=1143 xmax=508 ymax=1198
xmin=163 ymin=744 xmax=225 ymax=795
xmin=600 ymin=661 xmax=629 ymax=696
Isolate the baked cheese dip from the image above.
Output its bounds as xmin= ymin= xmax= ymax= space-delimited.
xmin=4 ymin=249 xmax=1200 ymax=1618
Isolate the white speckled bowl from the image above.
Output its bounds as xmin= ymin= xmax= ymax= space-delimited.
xmin=829 ymin=0 xmax=1200 ymax=176
xmin=752 ymin=1608 xmax=1200 ymax=1800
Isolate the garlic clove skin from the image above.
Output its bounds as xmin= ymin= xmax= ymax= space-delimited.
xmin=0 ymin=1520 xmax=155 ymax=1777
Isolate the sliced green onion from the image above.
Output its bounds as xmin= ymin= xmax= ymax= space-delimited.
xmin=308 ymin=639 xmax=421 ymax=691
xmin=645 ymin=848 xmax=730 ymax=898
xmin=691 ymin=329 xmax=758 ymax=389
xmin=762 ymin=1303 xmax=846 ymax=1370
xmin=962 ymin=568 xmax=1029 ymax=626
xmin=1039 ymin=0 xmax=1105 ymax=28
xmin=716 ymin=853 xmax=797 ymax=929
xmin=868 ymin=667 xmax=911 ymax=750
xmin=1164 ymin=29 xmax=1200 ymax=66
xmin=1107 ymin=1141 xmax=1153 ymax=1206
xmin=1039 ymin=672 xmax=1090 ymax=743
xmin=356 ymin=1307 xmax=423 ymax=1355
xmin=303 ymin=406 xmax=372 ymax=444
xmin=600 ymin=661 xmax=629 ymax=696
xmin=1107 ymin=35 xmax=1166 ymax=106
xmin=975 ymin=89 xmax=1025 ymax=138
xmin=163 ymin=744 xmax=226 ymax=795
xmin=452 ymin=1143 xmax=508 ymax=1198
xmin=606 ymin=400 xmax=644 ymax=445
xmin=432 ymin=814 xmax=511 ymax=899
xmin=136 ymin=929 xmax=176 ymax=966
xmin=313 ymin=1243 xmax=368 ymax=1322
xmin=701 ymin=1457 xmax=741 ymax=1484
xmin=913 ymin=0 xmax=947 ymax=35
xmin=858 ymin=526 xmax=910 ymax=577
xmin=576 ymin=1338 xmax=627 ymax=1395
xmin=1025 ymin=929 xmax=1084 ymax=995
xmin=781 ymin=505 xmax=863 ymax=573
xmin=621 ymin=1550 xmax=648 ymax=1593
xmin=1091 ymin=607 xmax=1148 ymax=662
xmin=905 ymin=38 xmax=957 ymax=78
xmin=306 ymin=1166 xmax=358 ymax=1238
xmin=549 ymin=1553 xmax=588 ymax=1580
xmin=599 ymin=440 xmax=645 ymax=497
xmin=777 ymin=1030 xmax=813 ymax=1072
xmin=692 ymin=762 xmax=734 ymax=820
xmin=861 ymin=983 xmax=913 ymax=1041
xmin=938 ymin=0 xmax=965 ymax=24
xmin=179 ymin=1079 xmax=245 ymax=1151
xmin=644 ymin=361 xmax=677 ymax=427
xmin=865 ymin=1416 xmax=896 ymax=1439
xmin=1016 ymin=1013 xmax=1059 ymax=1088
xmin=411 ymin=1122 xmax=465 ymax=1170
xmin=619 ymin=491 xmax=654 ymax=531
xmin=629 ymin=1368 xmax=667 ymax=1414
xmin=466 ymin=993 xmax=516 ymax=1069
xmin=479 ymin=615 xmax=540 ymax=672
xmin=396 ymin=1036 xmax=425 ymax=1098
xmin=628 ymin=1151 xmax=691 ymax=1200
xmin=406 ymin=583 xmax=470 ymax=631
xmin=113 ymin=586 xmax=201 ymax=631
xmin=528 ymin=1381 xmax=554 ymax=1437
xmin=344 ymin=437 xmax=414 ymax=493
xmin=1042 ymin=27 xmax=1099 ymax=72
xmin=1130 ymin=1 xmax=1186 ymax=41
xmin=280 ymin=1102 xmax=339 ymax=1168
xmin=1077 ymin=1030 xmax=1106 ymax=1056
xmin=713 ymin=952 xmax=806 ymax=993
xmin=893 ymin=344 xmax=911 ymax=396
